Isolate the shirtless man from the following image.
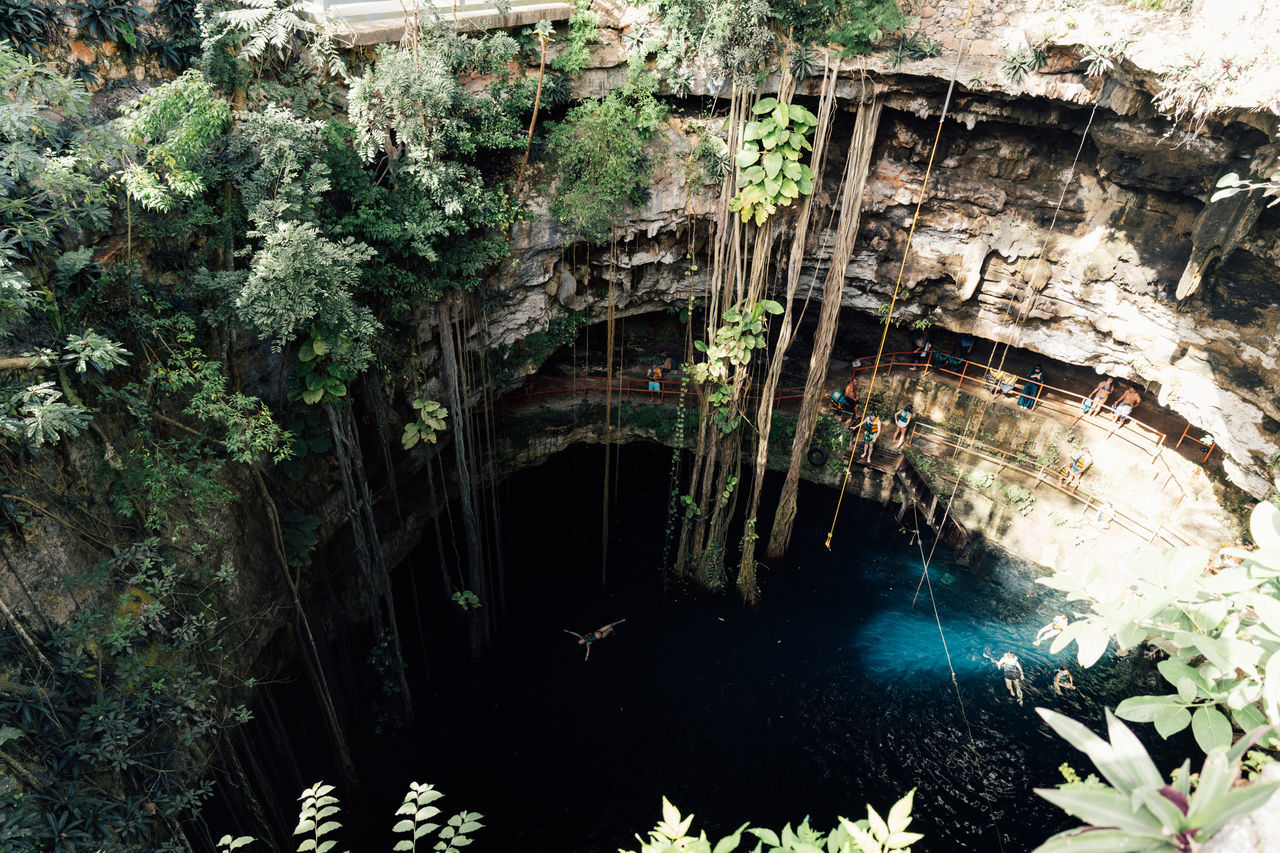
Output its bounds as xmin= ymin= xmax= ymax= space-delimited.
xmin=1111 ymin=386 xmax=1140 ymax=427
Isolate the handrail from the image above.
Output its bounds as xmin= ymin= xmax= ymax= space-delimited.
xmin=908 ymin=421 xmax=1201 ymax=549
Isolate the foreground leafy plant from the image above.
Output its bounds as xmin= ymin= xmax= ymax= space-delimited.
xmin=623 ymin=791 xmax=922 ymax=852
xmin=1034 ymin=708 xmax=1279 ymax=852
xmin=1039 ymin=500 xmax=1280 ymax=752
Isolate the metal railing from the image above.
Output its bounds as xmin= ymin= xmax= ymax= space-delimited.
xmin=907 ymin=421 xmax=1200 ymax=549
xmin=301 ymin=0 xmax=572 ymax=25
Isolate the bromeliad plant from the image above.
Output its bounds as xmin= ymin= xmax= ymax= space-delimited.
xmin=1034 ymin=708 xmax=1279 ymax=852
xmin=728 ymin=97 xmax=818 ymax=226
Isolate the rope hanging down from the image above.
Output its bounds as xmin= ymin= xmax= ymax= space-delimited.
xmin=825 ymin=0 xmax=976 ymax=551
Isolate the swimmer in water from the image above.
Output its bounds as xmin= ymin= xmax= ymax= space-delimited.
xmin=995 ymin=652 xmax=1025 ymax=704
xmin=564 ymin=619 xmax=626 ymax=661
xmin=1034 ymin=614 xmax=1069 ymax=646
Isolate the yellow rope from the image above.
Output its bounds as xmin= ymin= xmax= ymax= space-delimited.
xmin=826 ymin=0 xmax=976 ymax=550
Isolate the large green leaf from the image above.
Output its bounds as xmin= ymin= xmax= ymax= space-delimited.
xmin=1250 ymin=500 xmax=1280 ymax=551
xmin=762 ymin=151 xmax=783 ymax=180
xmin=773 ymin=101 xmax=790 ymax=129
xmin=1191 ymin=780 xmax=1280 ymax=837
xmin=752 ymin=97 xmax=778 ymax=115
xmin=1192 ymin=701 xmax=1233 ymax=753
xmin=1104 ymin=710 xmax=1166 ymax=790
xmin=1032 ymin=826 xmax=1166 ymax=852
xmin=1115 ymin=695 xmax=1181 ymax=724
xmin=736 ymin=147 xmax=760 ymax=169
xmin=1034 ymin=787 xmax=1164 ymax=837
xmin=782 ymin=160 xmax=802 ymax=181
xmin=1154 ymin=706 xmax=1192 ymax=738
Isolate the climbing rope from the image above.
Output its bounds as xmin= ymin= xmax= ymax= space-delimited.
xmin=826 ymin=0 xmax=976 ymax=550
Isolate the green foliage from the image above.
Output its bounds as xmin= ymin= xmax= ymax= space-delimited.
xmin=1212 ymin=169 xmax=1280 ymax=208
xmin=888 ymin=31 xmax=941 ymax=68
xmin=1 ymin=541 xmax=256 ymax=852
xmin=402 ymin=399 xmax=448 ymax=449
xmin=550 ymin=0 xmax=599 ymax=74
xmin=153 ymin=343 xmax=293 ymax=463
xmin=775 ymin=0 xmax=906 ymax=56
xmin=654 ymin=0 xmax=774 ymax=87
xmin=65 ymin=0 xmax=149 ymax=47
xmin=0 ymin=0 xmax=60 ymax=58
xmin=623 ymin=791 xmax=922 ymax=852
xmin=120 ymin=69 xmax=232 ymax=213
xmin=729 ymin=96 xmax=817 ymax=226
xmin=1039 ymin=501 xmax=1280 ymax=749
xmin=544 ymin=74 xmax=667 ymax=242
xmin=0 ymin=43 xmax=114 ymax=254
xmin=1003 ymin=484 xmax=1036 ymax=516
xmin=207 ymin=0 xmax=313 ymax=66
xmin=691 ymin=298 xmax=782 ymax=433
xmin=1001 ymin=42 xmax=1048 ymax=84
xmin=238 ymin=221 xmax=379 ymax=373
xmin=450 ymin=589 xmax=482 ymax=611
xmin=347 ymin=27 xmax=529 ymax=188
xmin=1033 ymin=707 xmax=1279 ymax=852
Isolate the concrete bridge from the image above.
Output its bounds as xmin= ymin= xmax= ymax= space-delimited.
xmin=302 ymin=0 xmax=574 ymax=44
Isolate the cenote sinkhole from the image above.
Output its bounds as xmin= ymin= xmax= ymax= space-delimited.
xmin=241 ymin=442 xmax=1192 ymax=852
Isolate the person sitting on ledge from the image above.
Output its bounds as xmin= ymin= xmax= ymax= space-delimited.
xmin=1059 ymin=449 xmax=1093 ymax=491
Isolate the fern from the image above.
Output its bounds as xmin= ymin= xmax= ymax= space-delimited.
xmin=294 ymin=783 xmax=345 ymax=853
xmin=209 ymin=0 xmax=313 ymax=64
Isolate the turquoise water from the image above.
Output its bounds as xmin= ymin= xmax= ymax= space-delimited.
xmin=243 ymin=442 xmax=1187 ymax=852
xmin=345 ymin=443 xmax=1188 ymax=852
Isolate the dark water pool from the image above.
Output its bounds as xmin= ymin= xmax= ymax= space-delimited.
xmin=323 ymin=442 xmax=1188 ymax=853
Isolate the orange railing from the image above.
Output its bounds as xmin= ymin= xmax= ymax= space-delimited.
xmin=500 ymin=349 xmax=1198 ymax=519
xmin=907 ymin=421 xmax=1200 ymax=549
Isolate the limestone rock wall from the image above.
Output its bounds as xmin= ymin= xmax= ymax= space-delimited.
xmin=490 ymin=72 xmax=1280 ymax=498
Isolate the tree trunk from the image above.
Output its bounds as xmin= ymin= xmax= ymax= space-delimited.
xmin=437 ymin=298 xmax=491 ymax=658
xmin=767 ymin=94 xmax=884 ymax=560
xmin=738 ymin=59 xmax=839 ymax=601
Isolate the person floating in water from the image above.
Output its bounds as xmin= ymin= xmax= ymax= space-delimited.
xmin=1034 ymin=614 xmax=1069 ymax=646
xmin=1053 ymin=665 xmax=1076 ymax=695
xmin=564 ymin=619 xmax=626 ymax=661
xmin=995 ymin=652 xmax=1025 ymax=704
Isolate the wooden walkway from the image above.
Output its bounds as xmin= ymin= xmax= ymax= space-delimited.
xmin=844 ymin=445 xmax=969 ymax=550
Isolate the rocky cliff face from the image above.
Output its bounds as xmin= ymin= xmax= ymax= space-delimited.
xmin=489 ymin=23 xmax=1280 ymax=499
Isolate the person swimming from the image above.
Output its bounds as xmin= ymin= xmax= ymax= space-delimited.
xmin=995 ymin=652 xmax=1025 ymax=704
xmin=1034 ymin=614 xmax=1069 ymax=646
xmin=564 ymin=619 xmax=626 ymax=661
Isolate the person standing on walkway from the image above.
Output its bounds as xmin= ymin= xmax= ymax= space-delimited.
xmin=647 ymin=363 xmax=663 ymax=403
xmin=1018 ymin=365 xmax=1043 ymax=411
xmin=1081 ymin=377 xmax=1114 ymax=419
xmin=892 ymin=405 xmax=913 ymax=448
xmin=1111 ymin=386 xmax=1140 ymax=427
xmin=858 ymin=414 xmax=881 ymax=463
